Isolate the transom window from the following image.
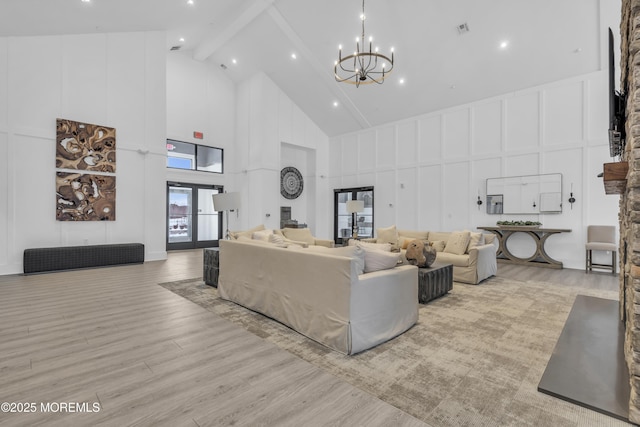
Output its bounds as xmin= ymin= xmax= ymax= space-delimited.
xmin=167 ymin=139 xmax=223 ymax=174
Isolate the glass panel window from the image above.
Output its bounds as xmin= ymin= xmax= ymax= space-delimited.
xmin=166 ymin=140 xmax=224 ymax=174
xmin=197 ymin=145 xmax=223 ymax=173
xmin=197 ymin=188 xmax=219 ymax=241
xmin=167 ymin=140 xmax=196 ymax=170
xmin=168 ymin=186 xmax=193 ymax=243
xmin=334 ymin=186 xmax=374 ymax=244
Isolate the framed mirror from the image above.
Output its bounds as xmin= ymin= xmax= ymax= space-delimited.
xmin=486 ymin=173 xmax=562 ymax=214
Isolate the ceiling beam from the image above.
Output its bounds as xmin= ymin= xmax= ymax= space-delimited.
xmin=193 ymin=0 xmax=275 ymax=62
xmin=266 ymin=4 xmax=371 ymax=130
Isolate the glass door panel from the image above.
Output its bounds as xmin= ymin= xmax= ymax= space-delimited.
xmin=356 ymin=190 xmax=374 ymax=239
xmin=334 ymin=186 xmax=374 ymax=245
xmin=168 ymin=186 xmax=192 ymax=244
xmin=336 ymin=191 xmax=353 ymax=242
xmin=197 ymin=188 xmax=219 ymax=242
xmin=167 ymin=183 xmax=222 ymax=250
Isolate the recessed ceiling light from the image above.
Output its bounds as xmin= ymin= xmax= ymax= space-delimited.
xmin=333 ymin=101 xmax=339 ymax=107
xmin=291 ymin=53 xmax=297 ymax=60
xmin=399 ymin=78 xmax=405 ymax=85
xmin=179 ymin=37 xmax=185 ymax=43
xmin=499 ymin=40 xmax=509 ymax=50
xmin=81 ymin=0 xmax=90 ymax=3
xmin=232 ymin=58 xmax=237 ymax=65
xmin=187 ymin=0 xmax=194 ymax=5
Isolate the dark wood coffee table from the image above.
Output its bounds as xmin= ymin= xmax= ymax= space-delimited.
xmin=417 ymin=262 xmax=453 ymax=304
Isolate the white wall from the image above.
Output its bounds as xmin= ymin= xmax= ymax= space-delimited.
xmin=166 ymin=50 xmax=236 ymax=186
xmin=329 ymin=71 xmax=619 ymax=270
xmin=235 ymin=73 xmax=331 ymax=238
xmin=0 ymin=32 xmax=167 ymax=275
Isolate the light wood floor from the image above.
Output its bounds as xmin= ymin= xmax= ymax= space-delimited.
xmin=0 ymin=250 xmax=619 ymax=427
xmin=0 ymin=250 xmax=427 ymax=427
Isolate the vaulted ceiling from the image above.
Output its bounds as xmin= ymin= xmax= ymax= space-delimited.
xmin=0 ymin=0 xmax=615 ymax=137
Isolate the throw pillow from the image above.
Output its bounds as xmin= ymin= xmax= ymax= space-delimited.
xmin=465 ymin=231 xmax=485 ymax=253
xmin=376 ymin=225 xmax=399 ymax=246
xmin=444 ymin=231 xmax=471 ymax=255
xmin=357 ymin=244 xmax=401 ymax=273
xmin=268 ymin=233 xmax=289 ymax=248
xmin=281 ymin=228 xmax=315 ymax=245
xmin=429 ymin=240 xmax=446 ymax=252
xmin=229 ymin=224 xmax=265 ymax=240
xmin=252 ymin=229 xmax=274 ymax=241
xmin=348 ymin=239 xmax=391 ymax=252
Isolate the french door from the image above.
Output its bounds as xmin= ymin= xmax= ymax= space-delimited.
xmin=167 ymin=182 xmax=223 ymax=250
xmin=334 ymin=186 xmax=374 ymax=245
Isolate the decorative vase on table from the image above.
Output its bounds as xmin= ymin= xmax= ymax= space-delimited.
xmin=405 ymin=240 xmax=437 ymax=268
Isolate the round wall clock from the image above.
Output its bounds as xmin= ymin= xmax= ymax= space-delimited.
xmin=281 ymin=166 xmax=304 ymax=199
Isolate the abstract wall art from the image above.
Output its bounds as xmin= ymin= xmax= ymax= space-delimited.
xmin=55 ymin=118 xmax=117 ymax=221
xmin=56 ymin=172 xmax=116 ymax=221
xmin=56 ymin=118 xmax=116 ymax=172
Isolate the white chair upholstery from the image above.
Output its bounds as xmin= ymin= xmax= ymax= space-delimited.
xmin=585 ymin=225 xmax=617 ymax=274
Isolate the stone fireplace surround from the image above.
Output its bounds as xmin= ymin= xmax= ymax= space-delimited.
xmin=621 ymin=0 xmax=640 ymax=423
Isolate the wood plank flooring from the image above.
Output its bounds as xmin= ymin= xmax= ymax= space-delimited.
xmin=0 ymin=250 xmax=426 ymax=427
xmin=0 ymin=250 xmax=620 ymax=427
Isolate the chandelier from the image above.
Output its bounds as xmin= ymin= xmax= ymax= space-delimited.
xmin=334 ymin=0 xmax=394 ymax=87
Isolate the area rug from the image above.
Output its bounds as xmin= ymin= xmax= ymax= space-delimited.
xmin=159 ymin=276 xmax=629 ymax=427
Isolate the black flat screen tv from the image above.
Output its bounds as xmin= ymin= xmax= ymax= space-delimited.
xmin=609 ymin=27 xmax=625 ymax=158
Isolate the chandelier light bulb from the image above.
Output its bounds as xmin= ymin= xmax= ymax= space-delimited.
xmin=339 ymin=44 xmax=342 ymax=50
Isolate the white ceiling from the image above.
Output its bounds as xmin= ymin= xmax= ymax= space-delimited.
xmin=0 ymin=0 xmax=613 ymax=137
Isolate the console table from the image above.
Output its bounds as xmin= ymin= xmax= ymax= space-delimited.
xmin=478 ymin=226 xmax=571 ymax=269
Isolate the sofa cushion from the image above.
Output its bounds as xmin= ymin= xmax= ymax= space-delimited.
xmin=398 ymin=230 xmax=430 ymax=240
xmin=428 ymin=231 xmax=450 ymax=242
xmin=252 ymin=229 xmax=274 ymax=241
xmin=377 ymin=225 xmax=399 ymax=245
xmin=237 ymin=235 xmax=274 ymax=246
xmin=466 ymin=231 xmax=485 ymax=253
xmin=444 ymin=231 xmax=471 ymax=255
xmin=230 ymin=224 xmax=265 ymax=240
xmin=281 ymin=228 xmax=315 ymax=245
xmin=436 ymin=252 xmax=470 ymax=267
xmin=399 ymin=237 xmax=413 ymax=250
xmin=306 ymin=245 xmax=365 ymax=275
xmin=357 ymin=244 xmax=401 ymax=273
xmin=349 ymin=239 xmax=391 ymax=252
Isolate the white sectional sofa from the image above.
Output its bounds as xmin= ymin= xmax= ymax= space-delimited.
xmin=364 ymin=227 xmax=498 ymax=285
xmin=218 ymin=239 xmax=418 ymax=355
